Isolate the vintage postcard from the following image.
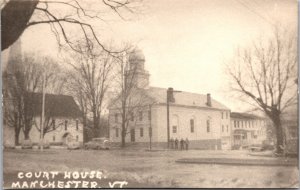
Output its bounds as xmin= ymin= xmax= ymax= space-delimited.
xmin=1 ymin=0 xmax=299 ymax=188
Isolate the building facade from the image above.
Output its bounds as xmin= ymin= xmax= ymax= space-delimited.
xmin=3 ymin=93 xmax=84 ymax=147
xmin=230 ymin=112 xmax=267 ymax=149
xmin=108 ymin=49 xmax=231 ymax=150
xmin=281 ymin=103 xmax=298 ymax=155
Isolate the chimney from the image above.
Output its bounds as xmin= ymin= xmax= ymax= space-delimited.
xmin=167 ymin=87 xmax=175 ymax=103
xmin=207 ymin=93 xmax=212 ymax=107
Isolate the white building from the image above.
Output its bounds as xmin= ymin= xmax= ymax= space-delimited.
xmin=3 ymin=92 xmax=84 ymax=147
xmin=108 ymin=49 xmax=231 ymax=150
xmin=230 ymin=112 xmax=268 ymax=149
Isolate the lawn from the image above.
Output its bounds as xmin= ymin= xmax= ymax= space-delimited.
xmin=3 ymin=149 xmax=299 ymax=188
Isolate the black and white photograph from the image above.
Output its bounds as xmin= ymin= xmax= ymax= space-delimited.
xmin=1 ymin=0 xmax=299 ymax=188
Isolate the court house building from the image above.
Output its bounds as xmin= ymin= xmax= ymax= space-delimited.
xmin=108 ymin=49 xmax=232 ymax=150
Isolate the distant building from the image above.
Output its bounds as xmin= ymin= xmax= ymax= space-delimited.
xmin=108 ymin=49 xmax=231 ymax=150
xmin=3 ymin=93 xmax=83 ymax=147
xmin=281 ymin=103 xmax=298 ymax=155
xmin=230 ymin=112 xmax=268 ymax=149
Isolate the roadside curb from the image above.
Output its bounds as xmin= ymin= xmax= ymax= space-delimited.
xmin=176 ymin=158 xmax=298 ymax=167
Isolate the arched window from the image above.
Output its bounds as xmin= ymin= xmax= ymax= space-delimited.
xmin=206 ymin=119 xmax=211 ymax=133
xmin=190 ymin=118 xmax=195 ymax=133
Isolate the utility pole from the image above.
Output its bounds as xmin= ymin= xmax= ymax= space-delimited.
xmin=166 ymin=87 xmax=181 ymax=149
xmin=40 ymin=71 xmax=46 ymax=152
xmin=167 ymin=91 xmax=170 ymax=148
xmin=149 ymin=104 xmax=152 ymax=151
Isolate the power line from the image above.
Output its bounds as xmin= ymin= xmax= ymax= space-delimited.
xmin=235 ymin=0 xmax=274 ymax=26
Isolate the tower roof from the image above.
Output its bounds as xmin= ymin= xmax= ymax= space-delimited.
xmin=129 ymin=48 xmax=145 ymax=62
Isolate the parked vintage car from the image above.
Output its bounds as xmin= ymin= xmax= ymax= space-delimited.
xmin=67 ymin=141 xmax=81 ymax=150
xmin=37 ymin=142 xmax=50 ymax=149
xmin=248 ymin=144 xmax=264 ymax=152
xmin=84 ymin=138 xmax=110 ymax=150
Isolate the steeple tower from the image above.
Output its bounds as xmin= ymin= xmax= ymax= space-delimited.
xmin=8 ymin=38 xmax=22 ymax=61
xmin=4 ymin=38 xmax=22 ymax=72
xmin=125 ymin=48 xmax=150 ymax=89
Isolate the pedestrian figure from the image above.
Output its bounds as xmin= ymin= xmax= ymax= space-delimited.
xmin=180 ymin=138 xmax=184 ymax=150
xmin=170 ymin=138 xmax=174 ymax=149
xmin=175 ymin=138 xmax=178 ymax=150
xmin=185 ymin=138 xmax=189 ymax=150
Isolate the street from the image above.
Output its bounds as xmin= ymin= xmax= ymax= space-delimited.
xmin=3 ymin=149 xmax=299 ymax=188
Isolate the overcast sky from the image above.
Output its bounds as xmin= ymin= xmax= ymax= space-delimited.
xmin=2 ymin=0 xmax=297 ymax=112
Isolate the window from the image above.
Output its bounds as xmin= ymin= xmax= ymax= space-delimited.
xmin=52 ymin=119 xmax=56 ymax=130
xmin=234 ymin=121 xmax=236 ymax=128
xmin=65 ymin=120 xmax=68 ymax=130
xmin=140 ymin=128 xmax=144 ymax=137
xmin=53 ymin=136 xmax=55 ymax=142
xmin=172 ymin=126 xmax=177 ymax=133
xmin=130 ymin=112 xmax=134 ymax=121
xmin=139 ymin=111 xmax=143 ymax=121
xmin=206 ymin=120 xmax=210 ymax=133
xmin=148 ymin=110 xmax=151 ymax=120
xmin=76 ymin=135 xmax=79 ymax=142
xmin=241 ymin=121 xmax=243 ymax=128
xmin=226 ymin=112 xmax=228 ymax=119
xmin=116 ymin=128 xmax=119 ymax=137
xmin=115 ymin=114 xmax=118 ymax=123
xmin=226 ymin=125 xmax=229 ymax=132
xmin=149 ymin=127 xmax=152 ymax=137
xmin=76 ymin=120 xmax=79 ymax=131
xmin=222 ymin=125 xmax=224 ymax=132
xmin=190 ymin=119 xmax=194 ymax=133
xmin=221 ymin=112 xmax=224 ymax=119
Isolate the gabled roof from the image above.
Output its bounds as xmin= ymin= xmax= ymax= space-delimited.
xmin=108 ymin=88 xmax=156 ymax=110
xmin=108 ymin=86 xmax=230 ymax=111
xmin=27 ymin=92 xmax=81 ymax=118
xmin=146 ymin=87 xmax=230 ymax=110
xmin=230 ymin=112 xmax=265 ymax=120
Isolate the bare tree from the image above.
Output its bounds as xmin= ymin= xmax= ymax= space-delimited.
xmin=65 ymin=43 xmax=115 ymax=137
xmin=3 ymin=54 xmax=43 ymax=144
xmin=1 ymin=0 xmax=142 ymax=53
xmin=109 ymin=49 xmax=154 ymax=148
xmin=65 ymin=70 xmax=89 ymax=128
xmin=3 ymin=53 xmax=66 ymax=144
xmin=226 ymin=25 xmax=297 ymax=153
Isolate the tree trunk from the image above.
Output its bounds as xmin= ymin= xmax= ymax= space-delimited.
xmin=14 ymin=124 xmax=21 ymax=146
xmin=24 ymin=132 xmax=30 ymax=140
xmin=14 ymin=128 xmax=20 ymax=146
xmin=24 ymin=120 xmax=31 ymax=140
xmin=121 ymin=124 xmax=126 ymax=148
xmin=271 ymin=111 xmax=284 ymax=154
xmin=82 ymin=115 xmax=87 ymax=143
xmin=14 ymin=112 xmax=21 ymax=145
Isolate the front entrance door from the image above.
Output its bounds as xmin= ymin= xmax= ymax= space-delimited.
xmin=130 ymin=129 xmax=135 ymax=142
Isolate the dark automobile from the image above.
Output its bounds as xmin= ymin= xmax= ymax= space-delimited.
xmin=84 ymin=138 xmax=110 ymax=150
